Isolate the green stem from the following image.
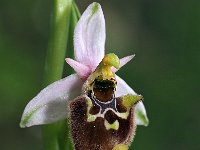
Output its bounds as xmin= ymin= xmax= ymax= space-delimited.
xmin=58 ymin=3 xmax=81 ymax=149
xmin=73 ymin=1 xmax=81 ymax=18
xmin=57 ymin=120 xmax=71 ymax=150
xmin=68 ymin=2 xmax=80 ymax=59
xmin=42 ymin=0 xmax=73 ymax=150
xmin=43 ymin=0 xmax=73 ymax=84
xmin=63 ymin=2 xmax=81 ymax=76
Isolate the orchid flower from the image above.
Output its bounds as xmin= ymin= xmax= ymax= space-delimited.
xmin=20 ymin=2 xmax=149 ymax=149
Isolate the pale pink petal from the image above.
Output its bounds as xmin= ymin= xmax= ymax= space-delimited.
xmin=112 ymin=54 xmax=135 ymax=72
xmin=66 ymin=58 xmax=91 ymax=80
xmin=115 ymin=75 xmax=149 ymax=126
xmin=20 ymin=74 xmax=83 ymax=127
xmin=74 ymin=2 xmax=105 ymax=70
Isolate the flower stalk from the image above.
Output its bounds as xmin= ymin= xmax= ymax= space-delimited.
xmin=68 ymin=2 xmax=80 ymax=62
xmin=43 ymin=0 xmax=72 ymax=84
xmin=42 ymin=0 xmax=73 ymax=149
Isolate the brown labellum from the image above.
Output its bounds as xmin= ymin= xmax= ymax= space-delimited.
xmin=69 ymin=95 xmax=137 ymax=150
xmin=69 ymin=54 xmax=142 ymax=150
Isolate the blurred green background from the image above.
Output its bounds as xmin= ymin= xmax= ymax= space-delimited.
xmin=0 ymin=0 xmax=200 ymax=149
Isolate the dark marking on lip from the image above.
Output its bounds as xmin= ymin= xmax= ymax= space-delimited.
xmin=91 ymin=93 xmax=117 ymax=113
xmin=93 ymin=79 xmax=115 ymax=102
xmin=70 ymin=96 xmax=136 ymax=150
xmin=104 ymin=110 xmax=118 ymax=124
xmin=89 ymin=103 xmax=101 ymax=115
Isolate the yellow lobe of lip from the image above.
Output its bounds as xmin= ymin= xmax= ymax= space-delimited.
xmin=86 ymin=98 xmax=97 ymax=122
xmin=104 ymin=120 xmax=119 ymax=130
xmin=122 ymin=94 xmax=143 ymax=110
xmin=112 ymin=144 xmax=128 ymax=150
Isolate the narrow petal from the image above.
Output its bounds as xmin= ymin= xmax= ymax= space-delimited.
xmin=115 ymin=75 xmax=149 ymax=126
xmin=112 ymin=54 xmax=135 ymax=73
xmin=66 ymin=58 xmax=91 ymax=80
xmin=20 ymin=74 xmax=83 ymax=127
xmin=74 ymin=2 xmax=105 ymax=69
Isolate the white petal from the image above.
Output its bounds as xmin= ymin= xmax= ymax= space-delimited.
xmin=66 ymin=58 xmax=91 ymax=80
xmin=20 ymin=74 xmax=83 ymax=127
xmin=74 ymin=2 xmax=105 ymax=69
xmin=115 ymin=75 xmax=149 ymax=126
xmin=112 ymin=54 xmax=135 ymax=72
xmin=115 ymin=75 xmax=137 ymax=97
xmin=135 ymin=101 xmax=149 ymax=126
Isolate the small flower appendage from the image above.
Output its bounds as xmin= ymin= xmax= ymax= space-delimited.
xmin=20 ymin=2 xmax=149 ymax=150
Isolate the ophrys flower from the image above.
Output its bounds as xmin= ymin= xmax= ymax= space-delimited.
xmin=20 ymin=2 xmax=149 ymax=149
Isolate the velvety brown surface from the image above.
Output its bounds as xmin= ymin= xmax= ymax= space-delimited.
xmin=70 ymin=96 xmax=136 ymax=150
xmin=116 ymin=99 xmax=127 ymax=113
xmin=89 ymin=103 xmax=101 ymax=115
